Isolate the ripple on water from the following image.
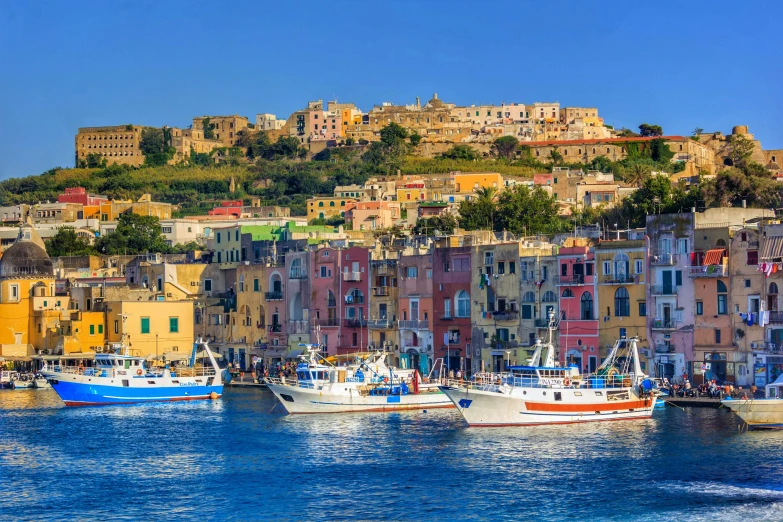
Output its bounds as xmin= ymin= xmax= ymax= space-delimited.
xmin=1 ymin=389 xmax=782 ymax=521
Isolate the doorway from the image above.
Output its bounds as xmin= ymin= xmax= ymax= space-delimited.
xmin=588 ymin=355 xmax=598 ymax=373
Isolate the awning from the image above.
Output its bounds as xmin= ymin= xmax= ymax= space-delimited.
xmin=761 ymin=236 xmax=783 ymax=260
xmin=703 ymin=248 xmax=726 ymax=266
xmin=284 ymin=349 xmax=304 ymax=360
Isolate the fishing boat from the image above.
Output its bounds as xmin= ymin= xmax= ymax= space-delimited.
xmin=33 ymin=375 xmax=51 ymax=389
xmin=265 ymin=342 xmax=452 ymax=414
xmin=40 ymin=332 xmax=223 ymax=406
xmin=439 ymin=317 xmax=655 ymax=426
xmin=721 ymin=374 xmax=783 ymax=429
xmin=11 ymin=373 xmax=36 ymax=389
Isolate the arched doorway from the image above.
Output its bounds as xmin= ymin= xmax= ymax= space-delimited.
xmin=566 ymin=349 xmax=582 ymax=370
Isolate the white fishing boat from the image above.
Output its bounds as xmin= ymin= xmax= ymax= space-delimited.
xmin=265 ymin=342 xmax=452 ymax=414
xmin=11 ymin=373 xmax=36 ymax=389
xmin=439 ymin=318 xmax=655 ymax=426
xmin=722 ymin=374 xmax=783 ymax=429
xmin=33 ymin=375 xmax=51 ymax=389
xmin=1 ymin=370 xmax=19 ymax=389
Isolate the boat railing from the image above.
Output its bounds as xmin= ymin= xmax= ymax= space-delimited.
xmin=447 ymin=371 xmax=640 ymax=391
xmin=49 ymin=363 xmax=216 ymax=378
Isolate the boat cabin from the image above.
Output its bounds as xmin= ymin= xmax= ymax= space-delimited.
xmin=765 ymin=374 xmax=783 ymax=399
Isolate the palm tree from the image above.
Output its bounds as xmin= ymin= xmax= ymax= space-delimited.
xmin=626 ymin=163 xmax=651 ymax=186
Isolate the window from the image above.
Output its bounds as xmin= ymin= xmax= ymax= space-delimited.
xmin=406 ymin=266 xmax=418 ymax=278
xmin=204 ymin=279 xmax=212 ymax=292
xmin=90 ymin=325 xmax=95 ymax=335
xmin=638 ymin=302 xmax=646 ymax=316
xmin=443 ymin=299 xmax=451 ymax=318
xmin=677 ymin=238 xmax=689 ymax=254
xmin=452 ymin=258 xmax=470 ymax=271
xmin=581 ymin=292 xmax=593 ymax=320
xmin=254 ymin=278 xmax=259 ymax=292
xmin=745 ymin=279 xmax=751 ymax=288
xmin=162 ymin=227 xmax=172 ymax=233
xmin=497 ymin=262 xmax=505 ymax=274
xmin=613 ymin=253 xmax=630 ymax=279
xmin=561 ymin=263 xmax=568 ymax=276
xmin=141 ymin=317 xmax=150 ymax=334
xmin=426 ymin=269 xmax=432 ymax=279
xmin=696 ymin=302 xmax=703 ymax=315
xmin=675 ymin=270 xmax=682 ymax=286
xmin=635 ymin=259 xmax=643 ymax=274
xmin=619 ymin=328 xmax=627 ymax=339
xmin=521 ymin=303 xmax=533 ymax=320
xmin=114 ymin=320 xmax=119 ymax=334
xmin=614 ymin=287 xmax=630 ymax=317
xmin=748 ymin=251 xmax=758 ymax=265
xmin=484 ymin=252 xmax=494 ymax=265
xmin=509 ymin=262 xmax=516 ymax=274
xmin=542 ymin=291 xmax=556 ymax=302
xmin=456 ymin=291 xmax=470 ymax=317
xmin=717 ymin=281 xmax=728 ymax=315
xmin=10 ymin=284 xmax=19 ymax=301
xmin=169 ymin=317 xmax=179 ymax=333
xmin=749 ymin=296 xmax=760 ymax=314
xmin=217 ymin=232 xmax=221 ymax=244
xmin=603 ymin=261 xmax=611 ymax=275
xmin=715 ymin=329 xmax=721 ymax=344
xmin=562 ymin=289 xmax=574 ymax=298
xmin=320 ymin=266 xmax=327 ymax=278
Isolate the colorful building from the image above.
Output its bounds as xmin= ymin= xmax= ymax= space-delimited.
xmin=556 ymin=245 xmax=599 ymax=372
xmin=432 ymin=245 xmax=472 ymax=373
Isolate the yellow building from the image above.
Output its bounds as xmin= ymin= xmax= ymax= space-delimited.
xmin=453 ymin=172 xmax=503 ymax=194
xmin=75 ymin=125 xmax=144 ymax=167
xmin=0 ymin=224 xmax=56 ymax=357
xmin=98 ymin=194 xmax=173 ymax=221
xmin=307 ymin=197 xmax=358 ymax=221
xmin=106 ymin=300 xmax=194 ymax=358
xmin=594 ymin=238 xmax=649 ymax=366
xmin=192 ymin=115 xmax=250 ymax=147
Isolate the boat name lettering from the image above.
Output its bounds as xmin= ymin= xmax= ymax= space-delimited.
xmin=179 ymin=382 xmax=198 ymax=387
xmin=117 ymin=371 xmax=126 ymax=375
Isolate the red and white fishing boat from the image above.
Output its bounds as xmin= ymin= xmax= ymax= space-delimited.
xmin=440 ymin=322 xmax=655 ymax=426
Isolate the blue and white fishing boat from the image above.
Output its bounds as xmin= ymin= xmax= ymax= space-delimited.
xmin=41 ymin=335 xmax=223 ymax=407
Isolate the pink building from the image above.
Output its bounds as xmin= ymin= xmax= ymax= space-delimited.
xmin=345 ymin=201 xmax=401 ymax=231
xmin=57 ymin=187 xmax=108 ymax=206
xmin=310 ymin=246 xmax=371 ymax=355
xmin=209 ymin=201 xmax=243 ymax=217
xmin=557 ymin=246 xmax=600 ymax=372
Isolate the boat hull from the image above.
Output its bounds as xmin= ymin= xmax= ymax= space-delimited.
xmin=722 ymin=398 xmax=783 ymax=428
xmin=440 ymin=385 xmax=654 ymax=426
xmin=266 ymin=383 xmax=453 ymax=414
xmin=42 ymin=373 xmax=223 ymax=406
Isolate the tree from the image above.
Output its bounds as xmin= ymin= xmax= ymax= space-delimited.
xmin=345 ymin=137 xmax=355 ymax=146
xmin=725 ymin=133 xmax=756 ymax=169
xmin=491 ymin=136 xmax=519 ymax=160
xmin=589 ymin=155 xmax=613 ymax=173
xmin=202 ymin=117 xmax=215 ymax=140
xmin=140 ymin=127 xmax=175 ymax=166
xmin=625 ymin=163 xmax=652 ymax=186
xmin=441 ymin=144 xmax=480 ymax=161
xmin=409 ymin=132 xmax=422 ymax=146
xmin=94 ymin=213 xmax=171 ymax=255
xmin=639 ymin=124 xmax=664 ymax=137
xmin=362 ymin=123 xmax=409 ymax=173
xmin=495 ymin=185 xmax=562 ymax=235
xmin=548 ymin=147 xmax=563 ymax=165
xmin=45 ymin=227 xmax=97 ymax=257
xmin=413 ymin=214 xmax=457 ymax=235
xmin=77 ymin=153 xmax=108 ymax=169
xmin=617 ymin=127 xmax=640 ymax=138
xmin=649 ymin=138 xmax=675 ymax=164
xmin=692 ymin=127 xmax=704 ymax=137
xmin=458 ymin=187 xmax=497 ymax=230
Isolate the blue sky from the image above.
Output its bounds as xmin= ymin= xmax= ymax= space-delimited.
xmin=0 ymin=0 xmax=781 ymax=179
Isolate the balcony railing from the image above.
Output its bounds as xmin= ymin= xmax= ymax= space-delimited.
xmin=343 ymin=318 xmax=368 ymax=328
xmin=373 ymin=265 xmax=397 ymax=276
xmin=343 ymin=271 xmax=362 ymax=282
xmin=448 ymin=337 xmax=461 ymax=345
xmin=494 ymin=311 xmax=519 ymax=321
xmin=372 ymin=287 xmax=389 ymax=296
xmin=770 ymin=311 xmax=783 ymax=323
xmin=651 ymin=253 xmax=678 ymax=266
xmin=345 ymin=296 xmax=365 ymax=304
xmin=603 ymin=274 xmax=637 ymax=284
xmin=315 ymin=318 xmax=339 ymax=327
xmin=655 ymin=345 xmax=673 ymax=353
xmin=289 ymin=267 xmax=307 ymax=279
xmin=398 ymin=319 xmax=429 ymax=330
xmin=554 ymin=274 xmax=591 ymax=285
xmin=651 ymin=319 xmax=676 ymax=330
xmin=286 ymin=320 xmax=309 ymax=334
xmin=650 ymin=285 xmax=678 ymax=296
xmin=534 ymin=318 xmax=550 ymax=328
xmin=688 ymin=265 xmax=728 ymax=278
xmin=367 ymin=319 xmax=390 ymax=329
xmin=269 ymin=323 xmax=282 ymax=333
xmin=265 ymin=291 xmax=283 ymax=301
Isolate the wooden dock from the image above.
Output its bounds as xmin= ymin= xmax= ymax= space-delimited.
xmin=226 ymin=375 xmax=267 ymax=389
xmin=662 ymin=397 xmax=723 ymax=408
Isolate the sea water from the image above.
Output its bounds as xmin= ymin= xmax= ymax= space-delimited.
xmin=1 ymin=388 xmax=782 ymax=521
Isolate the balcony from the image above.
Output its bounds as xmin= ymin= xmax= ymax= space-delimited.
xmin=655 ymin=344 xmax=673 ymax=354
xmin=289 ymin=267 xmax=307 ymax=279
xmin=265 ymin=291 xmax=283 ymax=301
xmin=269 ymin=323 xmax=282 ymax=333
xmin=494 ymin=311 xmax=519 ymax=321
xmin=751 ymin=341 xmax=778 ymax=352
xmin=603 ymin=274 xmax=637 ymax=285
xmin=651 ymin=319 xmax=676 ymax=330
xmin=343 ymin=271 xmax=362 ymax=282
xmin=367 ymin=319 xmax=390 ymax=329
xmin=770 ymin=311 xmax=783 ymax=323
xmin=448 ymin=337 xmax=461 ymax=345
xmin=372 ymin=265 xmax=397 ymax=276
xmin=345 ymin=295 xmax=365 ymax=304
xmin=343 ymin=318 xmax=368 ymax=328
xmin=688 ymin=265 xmax=728 ymax=278
xmin=554 ymin=274 xmax=592 ymax=286
xmin=372 ymin=287 xmax=390 ymax=296
xmin=315 ymin=318 xmax=339 ymax=327
xmin=398 ymin=319 xmax=429 ymax=330
xmin=651 ymin=253 xmax=678 ymax=266
xmin=286 ymin=320 xmax=309 ymax=334
xmin=534 ymin=318 xmax=550 ymax=328
xmin=650 ymin=285 xmax=678 ymax=296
